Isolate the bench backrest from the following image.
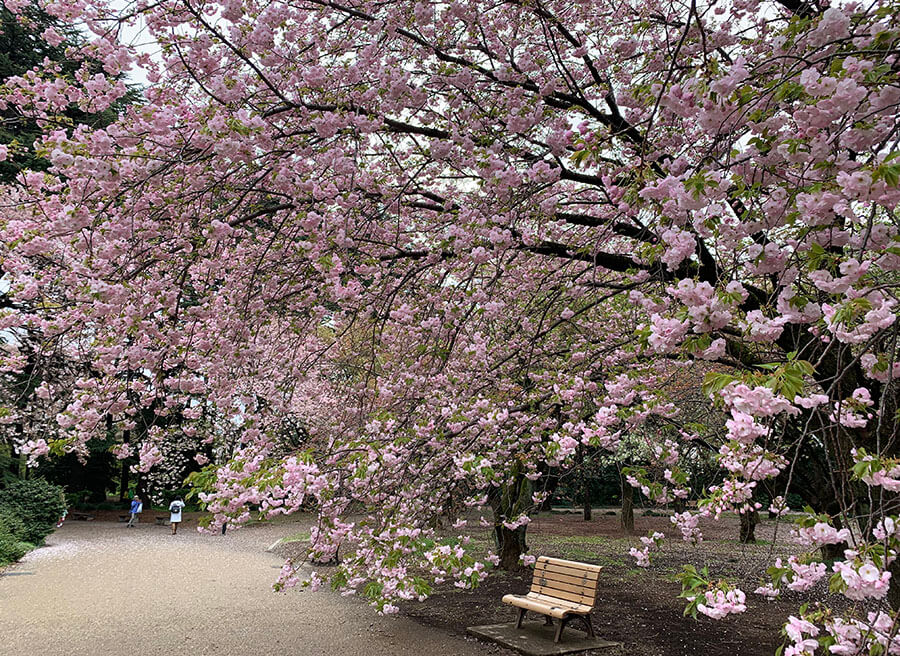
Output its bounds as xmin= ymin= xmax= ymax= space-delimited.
xmin=530 ymin=557 xmax=602 ymax=607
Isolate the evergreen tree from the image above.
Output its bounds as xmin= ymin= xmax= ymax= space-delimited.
xmin=0 ymin=2 xmax=137 ymax=182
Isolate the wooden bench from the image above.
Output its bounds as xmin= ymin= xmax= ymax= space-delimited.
xmin=502 ymin=556 xmax=602 ymax=643
xmin=69 ymin=512 xmax=94 ymax=521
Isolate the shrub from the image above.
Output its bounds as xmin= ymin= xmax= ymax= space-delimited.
xmin=0 ymin=528 xmax=29 ymax=565
xmin=0 ymin=510 xmax=30 ymax=564
xmin=0 ymin=478 xmax=67 ymax=544
xmin=0 ymin=508 xmax=26 ymax=541
xmin=786 ymin=493 xmax=805 ymax=511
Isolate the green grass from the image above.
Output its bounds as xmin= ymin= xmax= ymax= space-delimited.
xmin=278 ymin=530 xmax=311 ymax=544
xmin=527 ymin=534 xmax=633 ymax=564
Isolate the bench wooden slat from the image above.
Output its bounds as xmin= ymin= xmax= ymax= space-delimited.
xmin=531 ymin=566 xmax=600 ymax=589
xmin=529 ymin=585 xmax=594 ymax=605
xmin=530 ymin=578 xmax=596 ymax=597
xmin=526 ymin=593 xmax=593 ymax=612
xmin=535 ymin=570 xmax=599 ymax=587
xmin=501 ymin=594 xmax=592 ymax=618
xmin=535 ymin=560 xmax=601 ymax=578
xmin=535 ymin=556 xmax=603 ymax=572
xmin=534 ymin=564 xmax=601 ymax=583
xmin=530 ymin=582 xmax=596 ymax=603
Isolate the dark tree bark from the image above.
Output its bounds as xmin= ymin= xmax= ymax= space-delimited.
xmin=488 ymin=470 xmax=532 ymax=570
xmin=620 ymin=470 xmax=634 ymax=534
xmin=118 ymin=429 xmax=131 ymax=500
xmin=134 ymin=473 xmax=148 ymax=510
xmin=739 ymin=509 xmax=759 ymax=543
xmin=495 ymin=525 xmax=528 ymax=570
xmin=118 ymin=458 xmax=130 ymax=501
xmin=577 ymin=445 xmax=592 ymax=521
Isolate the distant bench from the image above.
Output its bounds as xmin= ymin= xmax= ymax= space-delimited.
xmin=69 ymin=512 xmax=94 ymax=521
xmin=501 ymin=556 xmax=602 ymax=643
xmin=118 ymin=514 xmax=168 ymax=525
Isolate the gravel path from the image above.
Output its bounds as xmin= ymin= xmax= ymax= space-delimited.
xmin=0 ymin=519 xmax=488 ymax=656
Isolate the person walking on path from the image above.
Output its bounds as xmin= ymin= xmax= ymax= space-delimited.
xmin=126 ymin=496 xmax=142 ymax=527
xmin=168 ymin=497 xmax=185 ymax=535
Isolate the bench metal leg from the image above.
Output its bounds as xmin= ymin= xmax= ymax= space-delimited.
xmin=554 ymin=617 xmax=569 ymax=643
xmin=582 ymin=613 xmax=595 ymax=638
xmin=515 ymin=608 xmax=526 ymax=629
xmin=544 ymin=615 xmax=553 ymax=626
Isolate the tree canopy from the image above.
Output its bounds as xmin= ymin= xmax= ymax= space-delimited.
xmin=1 ymin=0 xmax=900 ymax=649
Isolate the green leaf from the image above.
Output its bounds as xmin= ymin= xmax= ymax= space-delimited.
xmin=702 ymin=372 xmax=737 ymax=398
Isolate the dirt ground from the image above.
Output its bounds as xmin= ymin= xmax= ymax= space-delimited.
xmin=400 ymin=509 xmax=839 ymax=656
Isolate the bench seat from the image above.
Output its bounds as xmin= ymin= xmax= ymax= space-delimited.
xmin=501 ymin=592 xmax=593 ymax=618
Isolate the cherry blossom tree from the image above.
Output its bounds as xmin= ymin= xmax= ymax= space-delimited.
xmin=1 ymin=0 xmax=900 ymax=649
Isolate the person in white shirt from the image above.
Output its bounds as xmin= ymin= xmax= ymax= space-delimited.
xmin=168 ymin=497 xmax=186 ymax=535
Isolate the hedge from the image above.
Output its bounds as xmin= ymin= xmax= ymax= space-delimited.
xmin=0 ymin=478 xmax=67 ymax=546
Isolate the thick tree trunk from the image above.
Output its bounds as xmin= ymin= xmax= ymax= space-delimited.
xmin=620 ymin=472 xmax=634 ymax=534
xmin=488 ymin=469 xmax=532 ymax=570
xmin=134 ymin=473 xmax=148 ymax=510
xmin=118 ymin=459 xmax=130 ymax=501
xmin=578 ymin=445 xmax=592 ymax=521
xmin=739 ymin=509 xmax=759 ymax=543
xmin=87 ymin=478 xmax=107 ymax=504
xmin=118 ymin=428 xmax=131 ymax=500
xmin=495 ymin=525 xmax=528 ymax=570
